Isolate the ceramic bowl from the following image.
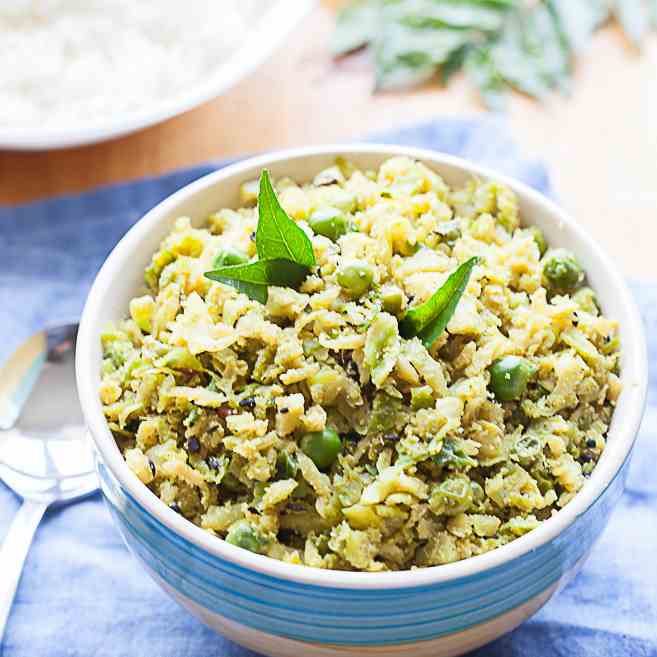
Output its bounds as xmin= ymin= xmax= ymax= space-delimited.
xmin=76 ymin=145 xmax=648 ymax=657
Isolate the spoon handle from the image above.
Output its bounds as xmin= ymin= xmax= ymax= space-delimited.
xmin=0 ymin=499 xmax=49 ymax=642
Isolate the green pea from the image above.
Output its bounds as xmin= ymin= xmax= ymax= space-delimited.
xmin=309 ymin=207 xmax=349 ymax=242
xmin=276 ymin=451 xmax=298 ymax=479
xmin=225 ymin=521 xmax=265 ymax=553
xmin=337 ymin=260 xmax=374 ymax=297
xmin=213 ymin=247 xmax=249 ymax=268
xmin=542 ymin=249 xmax=584 ymax=291
xmin=573 ymin=287 xmax=599 ymax=315
xmin=489 ymin=355 xmax=537 ymax=402
xmin=380 ymin=284 xmax=404 ymax=316
xmin=429 ymin=476 xmax=473 ymax=516
xmin=300 ymin=428 xmax=342 ymax=470
xmin=528 ymin=226 xmax=547 ymax=257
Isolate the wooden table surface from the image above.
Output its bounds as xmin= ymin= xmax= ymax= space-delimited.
xmin=1 ymin=3 xmax=655 ymax=280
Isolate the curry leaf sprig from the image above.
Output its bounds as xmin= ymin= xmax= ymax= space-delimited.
xmin=332 ymin=0 xmax=657 ymax=110
xmin=255 ymin=169 xmax=316 ymax=267
xmin=399 ymin=256 xmax=480 ymax=348
xmin=205 ymin=170 xmax=316 ymax=303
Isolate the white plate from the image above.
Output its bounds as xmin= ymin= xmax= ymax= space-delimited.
xmin=0 ymin=0 xmax=315 ymax=151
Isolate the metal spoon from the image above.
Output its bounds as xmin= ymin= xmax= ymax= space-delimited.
xmin=0 ymin=323 xmax=97 ymax=642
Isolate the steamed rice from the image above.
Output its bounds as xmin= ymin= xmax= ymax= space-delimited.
xmin=0 ymin=0 xmax=263 ymax=128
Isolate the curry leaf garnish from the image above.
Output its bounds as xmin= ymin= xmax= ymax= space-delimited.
xmin=256 ymin=169 xmax=316 ymax=267
xmin=332 ymin=0 xmax=655 ymax=109
xmin=208 ymin=278 xmax=268 ymax=305
xmin=204 ymin=170 xmax=316 ymax=303
xmin=399 ymin=256 xmax=480 ymax=348
xmin=206 ymin=259 xmax=309 ymax=289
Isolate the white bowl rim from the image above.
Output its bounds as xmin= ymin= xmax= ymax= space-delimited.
xmin=0 ymin=1 xmax=315 ymax=151
xmin=77 ymin=143 xmax=648 ymax=590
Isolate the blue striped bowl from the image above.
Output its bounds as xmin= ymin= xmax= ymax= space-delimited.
xmin=77 ymin=146 xmax=648 ymax=657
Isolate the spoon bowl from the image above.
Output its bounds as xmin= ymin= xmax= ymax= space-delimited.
xmin=0 ymin=323 xmax=98 ymax=642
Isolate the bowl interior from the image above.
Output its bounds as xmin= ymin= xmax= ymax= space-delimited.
xmin=77 ymin=145 xmax=648 ymax=588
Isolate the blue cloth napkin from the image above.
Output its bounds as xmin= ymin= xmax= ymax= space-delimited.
xmin=1 ymin=118 xmax=655 ymax=657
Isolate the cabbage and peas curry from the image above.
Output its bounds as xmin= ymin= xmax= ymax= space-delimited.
xmin=100 ymin=157 xmax=620 ymax=571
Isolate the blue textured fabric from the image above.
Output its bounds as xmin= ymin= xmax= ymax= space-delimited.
xmin=0 ymin=118 xmax=655 ymax=656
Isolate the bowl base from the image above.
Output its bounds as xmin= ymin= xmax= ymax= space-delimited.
xmin=156 ymin=572 xmax=558 ymax=657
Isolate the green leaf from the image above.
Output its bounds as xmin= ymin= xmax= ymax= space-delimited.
xmin=465 ymin=46 xmax=507 ymax=110
xmin=206 ymin=258 xmax=309 ymax=286
xmin=373 ymin=0 xmax=510 ymax=89
xmin=549 ymin=0 xmax=609 ymax=52
xmin=374 ymin=20 xmax=472 ymax=89
xmin=461 ymin=0 xmax=517 ymax=7
xmin=332 ymin=0 xmax=655 ymax=108
xmin=204 ymin=169 xmax=315 ymax=304
xmin=489 ymin=30 xmax=549 ymax=97
xmin=614 ymin=0 xmax=649 ymax=46
xmin=331 ymin=0 xmax=380 ymax=55
xmin=398 ymin=3 xmax=506 ymax=32
xmin=399 ymin=256 xmax=480 ymax=348
xmin=441 ymin=44 xmax=470 ymax=84
xmin=256 ymin=170 xmax=316 ymax=268
xmin=205 ymin=258 xmax=309 ymax=304
xmin=490 ymin=4 xmax=571 ymax=99
xmin=532 ymin=2 xmax=573 ymax=94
